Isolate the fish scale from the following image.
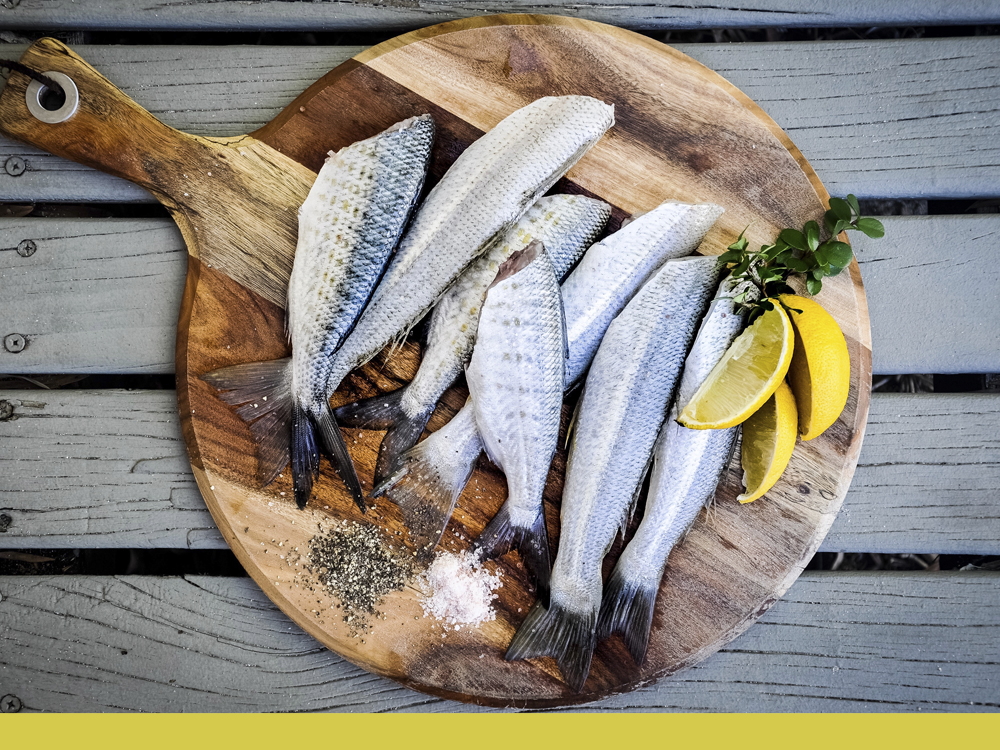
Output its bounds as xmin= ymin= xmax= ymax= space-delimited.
xmin=597 ymin=276 xmax=750 ymax=664
xmin=505 ymin=253 xmax=721 ymax=692
xmin=466 ymin=243 xmax=566 ymax=592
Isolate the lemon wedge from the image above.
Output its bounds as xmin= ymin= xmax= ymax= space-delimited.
xmin=738 ymin=379 xmax=798 ymax=503
xmin=678 ymin=304 xmax=794 ymax=430
xmin=778 ymin=294 xmax=851 ymax=440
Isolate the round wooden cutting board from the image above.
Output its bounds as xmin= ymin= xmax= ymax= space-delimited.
xmin=0 ymin=15 xmax=871 ymax=707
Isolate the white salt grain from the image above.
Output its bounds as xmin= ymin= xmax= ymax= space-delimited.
xmin=419 ymin=550 xmax=502 ymax=628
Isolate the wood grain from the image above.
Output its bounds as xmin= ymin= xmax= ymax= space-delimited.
xmin=1 ymin=214 xmax=996 ymax=376
xmin=2 ymin=38 xmax=999 ymax=203
xmin=0 ymin=17 xmax=871 ymax=705
xmin=3 ymin=0 xmax=998 ymax=32
xmin=1 ymin=390 xmax=998 ymax=555
xmin=0 ymin=572 xmax=997 ymax=712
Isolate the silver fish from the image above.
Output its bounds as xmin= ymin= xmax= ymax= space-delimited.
xmin=596 ymin=276 xmax=749 ymax=665
xmin=505 ymin=254 xmax=721 ymax=692
xmin=201 ymin=115 xmax=435 ymax=510
xmin=319 ymin=96 xmax=613 ymax=500
xmin=466 ymin=242 xmax=566 ymax=592
xmin=378 ymin=201 xmax=723 ymax=549
xmin=335 ymin=194 xmax=610 ymax=488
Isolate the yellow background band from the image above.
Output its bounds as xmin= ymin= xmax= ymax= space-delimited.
xmin=4 ymin=714 xmax=998 ymax=749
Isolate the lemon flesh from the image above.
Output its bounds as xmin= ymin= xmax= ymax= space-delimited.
xmin=738 ymin=379 xmax=798 ymax=503
xmin=678 ymin=304 xmax=793 ymax=430
xmin=778 ymin=294 xmax=851 ymax=440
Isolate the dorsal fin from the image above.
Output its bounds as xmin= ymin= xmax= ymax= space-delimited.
xmin=488 ymin=239 xmax=542 ymax=289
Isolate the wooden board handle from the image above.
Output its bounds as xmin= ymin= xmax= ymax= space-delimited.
xmin=0 ymin=38 xmax=317 ymax=309
xmin=0 ymin=38 xmax=196 ymax=201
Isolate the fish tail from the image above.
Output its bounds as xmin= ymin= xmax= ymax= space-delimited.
xmin=314 ymin=402 xmax=367 ymax=513
xmin=476 ymin=502 xmax=551 ymax=598
xmin=290 ymin=402 xmax=320 ymax=510
xmin=596 ymin=565 xmax=657 ymax=665
xmin=201 ymin=358 xmax=293 ymax=486
xmin=505 ymin=599 xmax=597 ymax=693
xmin=377 ymin=421 xmax=481 ymax=554
xmin=335 ymin=388 xmax=434 ymax=491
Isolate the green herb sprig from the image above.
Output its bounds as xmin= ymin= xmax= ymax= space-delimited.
xmin=718 ymin=195 xmax=885 ymax=322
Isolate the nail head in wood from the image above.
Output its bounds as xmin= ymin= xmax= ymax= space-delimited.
xmin=0 ymin=513 xmax=11 ymax=532
xmin=4 ymin=156 xmax=24 ymax=176
xmin=3 ymin=334 xmax=26 ymax=353
xmin=0 ymin=694 xmax=21 ymax=713
xmin=16 ymin=239 xmax=36 ymax=257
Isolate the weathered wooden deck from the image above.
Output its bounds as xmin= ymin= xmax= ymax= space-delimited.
xmin=0 ymin=2 xmax=998 ymax=712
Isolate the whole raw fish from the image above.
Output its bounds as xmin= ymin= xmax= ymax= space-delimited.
xmin=335 ymin=194 xmax=610 ymax=488
xmin=505 ymin=254 xmax=721 ymax=692
xmin=202 ymin=115 xmax=435 ymax=510
xmin=597 ymin=275 xmax=749 ymax=665
xmin=378 ymin=201 xmax=723 ymax=549
xmin=466 ymin=241 xmax=566 ymax=593
xmin=320 ymin=96 xmax=614 ymax=500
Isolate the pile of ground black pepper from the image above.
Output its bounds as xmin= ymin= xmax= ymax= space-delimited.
xmin=306 ymin=521 xmax=413 ymax=626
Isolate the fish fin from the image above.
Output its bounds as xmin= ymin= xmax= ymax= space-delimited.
xmin=564 ymin=386 xmax=584 ymax=449
xmin=201 ymin=358 xmax=293 ymax=486
xmin=505 ymin=600 xmax=597 ymax=693
xmin=379 ymin=425 xmax=480 ymax=554
xmin=291 ymin=402 xmax=320 ymax=510
xmin=333 ymin=387 xmax=435 ymax=489
xmin=488 ymin=239 xmax=541 ymax=289
xmin=334 ymin=388 xmax=407 ymax=429
xmin=314 ymin=402 xmax=367 ymax=513
xmin=621 ymin=455 xmax=653 ymax=539
xmin=475 ymin=502 xmax=551 ymax=599
xmin=596 ymin=566 xmax=657 ymax=665
xmin=374 ymin=406 xmax=434 ymax=491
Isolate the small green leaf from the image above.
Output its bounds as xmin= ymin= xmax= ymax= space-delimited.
xmin=717 ymin=249 xmax=743 ymax=264
xmin=812 ymin=244 xmax=830 ymax=266
xmin=846 ymin=194 xmax=860 ymax=216
xmin=810 ymin=267 xmax=826 ymax=281
xmin=856 ymin=217 xmax=886 ymax=238
xmin=760 ymin=299 xmax=775 ymax=311
xmin=829 ymin=197 xmax=852 ymax=222
xmin=823 ymin=240 xmax=853 ymax=268
xmin=773 ymin=282 xmax=796 ymax=296
xmin=785 ymin=256 xmax=811 ymax=273
xmin=779 ymin=228 xmax=809 ymax=251
xmin=732 ymin=257 xmax=752 ymax=277
xmin=762 ymin=244 xmax=785 ymax=261
xmin=806 ymin=277 xmax=823 ymax=296
xmin=833 ymin=219 xmax=852 ymax=235
xmin=824 ymin=213 xmax=837 ymax=235
xmin=804 ymin=221 xmax=820 ymax=251
xmin=827 ymin=265 xmax=844 ymax=277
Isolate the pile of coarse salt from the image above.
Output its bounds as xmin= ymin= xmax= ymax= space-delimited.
xmin=419 ymin=549 xmax=502 ymax=630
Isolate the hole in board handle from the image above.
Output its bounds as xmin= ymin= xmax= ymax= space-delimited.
xmin=26 ymin=71 xmax=78 ymax=124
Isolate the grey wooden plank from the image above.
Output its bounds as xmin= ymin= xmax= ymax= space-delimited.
xmin=0 ymin=219 xmax=185 ymax=374
xmin=853 ymin=215 xmax=1000 ymax=375
xmin=1 ymin=390 xmax=997 ymax=555
xmin=0 ymin=572 xmax=996 ymax=712
xmin=1 ymin=39 xmax=998 ymax=201
xmin=3 ymin=0 xmax=998 ymax=32
xmin=2 ymin=215 xmax=997 ymax=376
